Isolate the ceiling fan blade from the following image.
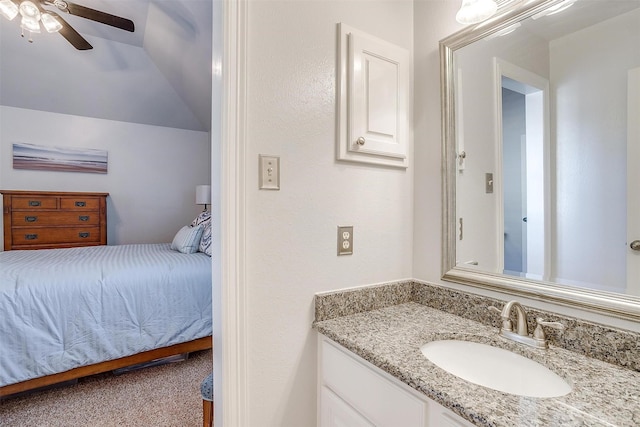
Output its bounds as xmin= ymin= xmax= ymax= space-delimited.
xmin=41 ymin=0 xmax=135 ymax=32
xmin=48 ymin=11 xmax=93 ymax=50
xmin=64 ymin=1 xmax=135 ymax=32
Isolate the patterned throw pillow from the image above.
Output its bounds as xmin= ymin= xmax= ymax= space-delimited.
xmin=191 ymin=211 xmax=212 ymax=256
xmin=171 ymin=224 xmax=204 ymax=254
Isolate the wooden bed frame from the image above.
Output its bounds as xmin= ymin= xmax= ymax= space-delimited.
xmin=0 ymin=336 xmax=212 ymax=398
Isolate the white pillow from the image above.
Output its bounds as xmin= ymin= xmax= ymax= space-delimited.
xmin=191 ymin=211 xmax=212 ymax=256
xmin=171 ymin=224 xmax=203 ymax=254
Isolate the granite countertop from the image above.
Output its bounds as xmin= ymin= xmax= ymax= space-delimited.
xmin=314 ymin=302 xmax=640 ymax=427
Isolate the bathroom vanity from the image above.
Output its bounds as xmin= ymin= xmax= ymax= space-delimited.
xmin=314 ymin=282 xmax=640 ymax=427
xmin=319 ymin=334 xmax=475 ymax=427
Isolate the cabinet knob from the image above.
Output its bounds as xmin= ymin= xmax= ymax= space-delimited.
xmin=79 ymin=232 xmax=90 ymax=238
xmin=25 ymin=216 xmax=38 ymax=223
xmin=79 ymin=215 xmax=90 ymax=222
xmin=75 ymin=201 xmax=86 ymax=207
xmin=25 ymin=234 xmax=38 ymax=240
xmin=29 ymin=200 xmax=41 ymax=207
xmin=356 ymin=137 xmax=366 ymax=146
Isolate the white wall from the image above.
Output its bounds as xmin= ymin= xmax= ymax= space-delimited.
xmin=244 ymin=1 xmax=414 ymax=425
xmin=551 ymin=9 xmax=640 ymax=292
xmin=0 ymin=107 xmax=210 ymax=249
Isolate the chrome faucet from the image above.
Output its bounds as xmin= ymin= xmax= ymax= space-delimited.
xmin=489 ymin=300 xmax=564 ymax=349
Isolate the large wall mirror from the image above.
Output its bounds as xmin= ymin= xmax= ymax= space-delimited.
xmin=441 ymin=0 xmax=640 ymax=321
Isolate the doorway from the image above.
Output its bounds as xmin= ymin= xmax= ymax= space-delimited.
xmin=627 ymin=67 xmax=640 ymax=295
xmin=495 ymin=59 xmax=549 ymax=281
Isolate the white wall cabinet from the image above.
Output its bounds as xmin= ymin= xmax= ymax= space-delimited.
xmin=318 ymin=335 xmax=475 ymax=427
xmin=337 ymin=24 xmax=410 ymax=168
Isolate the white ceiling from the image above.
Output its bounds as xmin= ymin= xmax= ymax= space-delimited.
xmin=0 ymin=0 xmax=212 ymax=132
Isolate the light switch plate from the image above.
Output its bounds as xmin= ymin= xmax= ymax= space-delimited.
xmin=485 ymin=173 xmax=493 ymax=194
xmin=337 ymin=226 xmax=353 ymax=255
xmin=259 ymin=155 xmax=280 ymax=190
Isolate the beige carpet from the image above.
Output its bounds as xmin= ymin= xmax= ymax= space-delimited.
xmin=0 ymin=349 xmax=212 ymax=427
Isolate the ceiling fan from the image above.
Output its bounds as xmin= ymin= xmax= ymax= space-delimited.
xmin=0 ymin=0 xmax=134 ymax=50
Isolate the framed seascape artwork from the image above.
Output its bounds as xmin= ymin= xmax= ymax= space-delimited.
xmin=13 ymin=143 xmax=108 ymax=174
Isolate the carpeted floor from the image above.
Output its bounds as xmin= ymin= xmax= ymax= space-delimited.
xmin=0 ymin=349 xmax=212 ymax=427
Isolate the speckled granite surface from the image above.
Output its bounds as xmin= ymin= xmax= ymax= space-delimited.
xmin=315 ymin=280 xmax=640 ymax=371
xmin=314 ymin=281 xmax=640 ymax=426
xmin=314 ymin=302 xmax=640 ymax=427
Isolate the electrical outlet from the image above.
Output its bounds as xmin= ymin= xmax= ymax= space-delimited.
xmin=337 ymin=226 xmax=353 ymax=256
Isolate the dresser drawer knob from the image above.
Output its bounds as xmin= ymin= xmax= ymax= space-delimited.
xmin=29 ymin=200 xmax=41 ymax=207
xmin=25 ymin=216 xmax=38 ymax=223
xmin=79 ymin=215 xmax=90 ymax=221
xmin=75 ymin=201 xmax=86 ymax=207
xmin=79 ymin=232 xmax=90 ymax=238
xmin=25 ymin=234 xmax=38 ymax=240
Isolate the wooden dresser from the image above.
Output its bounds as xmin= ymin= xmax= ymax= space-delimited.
xmin=1 ymin=190 xmax=108 ymax=251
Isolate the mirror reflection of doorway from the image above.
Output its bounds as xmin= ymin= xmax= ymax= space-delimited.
xmin=628 ymin=67 xmax=640 ymax=296
xmin=496 ymin=59 xmax=549 ymax=281
xmin=502 ymin=86 xmax=527 ymax=275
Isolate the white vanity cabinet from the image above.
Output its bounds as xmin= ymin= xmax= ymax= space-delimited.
xmin=318 ymin=335 xmax=475 ymax=427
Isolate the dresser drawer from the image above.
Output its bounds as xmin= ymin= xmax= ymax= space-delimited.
xmin=11 ymin=196 xmax=58 ymax=210
xmin=60 ymin=197 xmax=101 ymax=210
xmin=12 ymin=226 xmax=102 ymax=246
xmin=12 ymin=211 xmax=100 ymax=226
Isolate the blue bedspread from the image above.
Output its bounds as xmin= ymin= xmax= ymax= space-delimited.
xmin=0 ymin=243 xmax=212 ymax=387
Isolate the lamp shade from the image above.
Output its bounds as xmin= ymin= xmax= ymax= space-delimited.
xmin=196 ymin=185 xmax=211 ymax=205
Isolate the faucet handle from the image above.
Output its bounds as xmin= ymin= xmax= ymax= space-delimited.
xmin=533 ymin=317 xmax=565 ymax=342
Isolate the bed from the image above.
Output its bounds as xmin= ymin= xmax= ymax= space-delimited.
xmin=0 ymin=243 xmax=212 ymax=397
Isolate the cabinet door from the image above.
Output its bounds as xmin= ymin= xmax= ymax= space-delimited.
xmin=320 ymin=386 xmax=374 ymax=427
xmin=320 ymin=336 xmax=427 ymax=426
xmin=427 ymin=399 xmax=476 ymax=427
xmin=337 ymin=23 xmax=410 ymax=168
xmin=348 ymin=31 xmax=408 ymax=160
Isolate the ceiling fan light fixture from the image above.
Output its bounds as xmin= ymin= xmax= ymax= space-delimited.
xmin=41 ymin=12 xmax=61 ymax=32
xmin=18 ymin=0 xmax=39 ymax=19
xmin=456 ymin=0 xmax=498 ymax=25
xmin=0 ymin=0 xmax=19 ymax=20
xmin=20 ymin=15 xmax=40 ymax=33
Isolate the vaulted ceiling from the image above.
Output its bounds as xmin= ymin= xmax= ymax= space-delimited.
xmin=0 ymin=0 xmax=212 ymax=132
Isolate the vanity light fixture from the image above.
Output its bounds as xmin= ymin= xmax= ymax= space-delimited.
xmin=456 ymin=0 xmax=498 ymax=25
xmin=1 ymin=0 xmax=62 ymax=43
xmin=532 ymin=0 xmax=577 ymax=20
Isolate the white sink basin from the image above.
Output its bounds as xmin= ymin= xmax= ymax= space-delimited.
xmin=420 ymin=340 xmax=572 ymax=398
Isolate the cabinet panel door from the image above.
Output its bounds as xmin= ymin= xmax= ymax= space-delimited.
xmin=320 ymin=386 xmax=374 ymax=427
xmin=427 ymin=398 xmax=476 ymax=427
xmin=337 ymin=23 xmax=410 ymax=168
xmin=321 ymin=338 xmax=426 ymax=426
xmin=348 ymin=32 xmax=409 ymax=160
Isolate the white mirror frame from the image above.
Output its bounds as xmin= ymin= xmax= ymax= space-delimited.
xmin=440 ymin=0 xmax=640 ymax=322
